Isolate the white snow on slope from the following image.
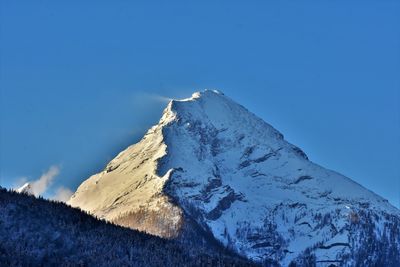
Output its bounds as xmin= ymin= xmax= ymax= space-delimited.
xmin=16 ymin=183 xmax=34 ymax=195
xmin=69 ymin=90 xmax=400 ymax=265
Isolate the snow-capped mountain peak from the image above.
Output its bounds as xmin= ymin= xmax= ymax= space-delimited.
xmin=16 ymin=182 xmax=33 ymax=195
xmin=69 ymin=90 xmax=400 ymax=266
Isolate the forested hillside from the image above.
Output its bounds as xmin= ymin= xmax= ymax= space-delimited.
xmin=0 ymin=188 xmax=256 ymax=267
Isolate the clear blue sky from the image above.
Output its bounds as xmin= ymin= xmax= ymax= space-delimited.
xmin=1 ymin=1 xmax=399 ymax=207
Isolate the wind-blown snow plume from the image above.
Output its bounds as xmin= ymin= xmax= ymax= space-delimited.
xmin=146 ymin=93 xmax=172 ymax=103
xmin=52 ymin=186 xmax=74 ymax=202
xmin=15 ymin=165 xmax=73 ymax=202
xmin=132 ymin=92 xmax=172 ymax=105
xmin=30 ymin=165 xmax=60 ymax=196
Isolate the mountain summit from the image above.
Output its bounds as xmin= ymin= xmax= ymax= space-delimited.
xmin=69 ymin=90 xmax=400 ymax=266
xmin=16 ymin=182 xmax=33 ymax=195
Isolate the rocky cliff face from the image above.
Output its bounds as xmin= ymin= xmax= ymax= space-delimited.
xmin=69 ymin=90 xmax=400 ymax=266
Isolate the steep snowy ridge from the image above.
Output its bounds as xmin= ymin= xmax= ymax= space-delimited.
xmin=69 ymin=90 xmax=400 ymax=266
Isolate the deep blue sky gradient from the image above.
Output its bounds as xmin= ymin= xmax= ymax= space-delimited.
xmin=1 ymin=1 xmax=399 ymax=207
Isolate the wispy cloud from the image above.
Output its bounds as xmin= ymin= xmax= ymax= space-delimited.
xmin=132 ymin=92 xmax=172 ymax=104
xmin=30 ymin=165 xmax=60 ymax=196
xmin=14 ymin=165 xmax=73 ymax=203
xmin=145 ymin=93 xmax=172 ymax=103
xmin=51 ymin=186 xmax=73 ymax=202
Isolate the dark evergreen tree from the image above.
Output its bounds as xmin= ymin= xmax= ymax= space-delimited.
xmin=0 ymin=188 xmax=257 ymax=267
